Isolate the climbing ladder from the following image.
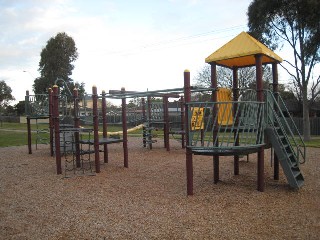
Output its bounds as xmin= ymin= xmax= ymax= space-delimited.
xmin=264 ymin=90 xmax=305 ymax=189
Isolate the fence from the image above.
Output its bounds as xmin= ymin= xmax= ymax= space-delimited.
xmin=285 ymin=117 xmax=320 ymax=136
xmin=1 ymin=115 xmax=320 ymax=136
xmin=0 ymin=116 xmax=20 ymax=123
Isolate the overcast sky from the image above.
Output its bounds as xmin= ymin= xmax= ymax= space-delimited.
xmin=1 ymin=0 xmax=264 ymax=103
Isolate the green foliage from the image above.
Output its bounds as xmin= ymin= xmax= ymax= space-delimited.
xmin=193 ymin=65 xmax=273 ymax=91
xmin=33 ymin=32 xmax=80 ymax=95
xmin=247 ymin=0 xmax=320 ymax=140
xmin=14 ymin=101 xmax=26 ymax=115
xmin=248 ymin=0 xmax=320 ymax=63
xmin=248 ymin=0 xmax=320 ymax=92
xmin=0 ymin=80 xmax=15 ymax=111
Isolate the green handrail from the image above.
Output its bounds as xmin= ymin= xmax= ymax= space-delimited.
xmin=265 ymin=90 xmax=306 ymax=164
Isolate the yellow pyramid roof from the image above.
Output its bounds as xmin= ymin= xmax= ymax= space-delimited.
xmin=205 ymin=31 xmax=282 ymax=68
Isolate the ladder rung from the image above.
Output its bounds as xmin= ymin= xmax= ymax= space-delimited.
xmin=292 ymin=170 xmax=301 ymax=178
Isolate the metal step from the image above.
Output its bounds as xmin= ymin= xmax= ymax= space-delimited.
xmin=265 ymin=127 xmax=304 ymax=189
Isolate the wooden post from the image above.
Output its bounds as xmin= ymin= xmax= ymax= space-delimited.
xmin=25 ymin=90 xmax=32 ymax=154
xmin=121 ymin=87 xmax=129 ymax=168
xmin=142 ymin=98 xmax=146 ymax=147
xmin=73 ymin=88 xmax=81 ymax=168
xmin=102 ymin=90 xmax=108 ymax=163
xmin=211 ymin=63 xmax=219 ymax=184
xmin=184 ymin=70 xmax=193 ymax=195
xmin=53 ymin=85 xmax=62 ymax=174
xmin=48 ymin=88 xmax=54 ymax=156
xmin=92 ymin=86 xmax=100 ymax=173
xmin=180 ymin=96 xmax=185 ymax=149
xmin=272 ymin=63 xmax=280 ymax=180
xmin=147 ymin=96 xmax=152 ymax=149
xmin=163 ymin=95 xmax=170 ymax=151
xmin=256 ymin=54 xmax=265 ymax=192
xmin=233 ymin=67 xmax=239 ymax=175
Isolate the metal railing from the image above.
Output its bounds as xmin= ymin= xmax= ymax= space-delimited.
xmin=265 ymin=91 xmax=306 ymax=164
xmin=25 ymin=94 xmax=49 ymax=117
xmin=186 ymin=101 xmax=265 ymax=151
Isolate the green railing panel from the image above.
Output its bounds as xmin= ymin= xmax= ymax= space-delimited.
xmin=264 ymin=91 xmax=306 ymax=164
xmin=186 ymin=101 xmax=265 ymax=151
xmin=239 ymin=89 xmax=306 ymax=164
xmin=25 ymin=94 xmax=50 ymax=117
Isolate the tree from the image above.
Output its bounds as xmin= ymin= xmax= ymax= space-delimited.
xmin=14 ymin=101 xmax=26 ymax=116
xmin=247 ymin=0 xmax=320 ymax=141
xmin=0 ymin=80 xmax=15 ymax=113
xmin=3 ymin=105 xmax=15 ymax=115
xmin=193 ymin=65 xmax=273 ymax=94
xmin=33 ymin=32 xmax=82 ymax=95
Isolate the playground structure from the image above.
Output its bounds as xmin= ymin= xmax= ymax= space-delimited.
xmin=24 ymin=31 xmax=306 ymax=194
xmin=25 ymin=83 xmax=191 ymax=176
xmin=52 ymin=86 xmax=129 ymax=175
xmin=25 ymin=91 xmax=51 ymax=152
xmin=140 ymin=93 xmax=185 ymax=150
xmin=184 ymin=31 xmax=305 ymax=195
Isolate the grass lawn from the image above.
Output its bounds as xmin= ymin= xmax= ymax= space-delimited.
xmin=0 ymin=122 xmax=318 ymax=148
xmin=0 ymin=122 xmax=150 ymax=147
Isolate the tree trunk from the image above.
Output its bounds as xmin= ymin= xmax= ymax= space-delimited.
xmin=302 ymin=84 xmax=311 ymax=141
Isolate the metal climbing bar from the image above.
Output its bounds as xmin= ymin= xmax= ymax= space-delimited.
xmin=186 ymin=101 xmax=265 ymax=155
xmin=107 ymin=86 xmax=215 ymax=99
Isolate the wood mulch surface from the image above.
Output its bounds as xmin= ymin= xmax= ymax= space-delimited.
xmin=0 ymin=138 xmax=319 ymax=239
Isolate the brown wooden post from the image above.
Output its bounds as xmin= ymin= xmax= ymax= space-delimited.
xmin=73 ymin=88 xmax=81 ymax=167
xmin=162 ymin=96 xmax=167 ymax=149
xmin=163 ymin=95 xmax=170 ymax=151
xmin=256 ymin=54 xmax=265 ymax=192
xmin=53 ymin=85 xmax=62 ymax=174
xmin=180 ymin=96 xmax=185 ymax=149
xmin=121 ymin=87 xmax=129 ymax=168
xmin=27 ymin=117 xmax=32 ymax=154
xmin=25 ymin=90 xmax=32 ymax=154
xmin=102 ymin=90 xmax=108 ymax=163
xmin=48 ymin=88 xmax=54 ymax=156
xmin=184 ymin=70 xmax=193 ymax=195
xmin=147 ymin=96 xmax=152 ymax=149
xmin=272 ymin=63 xmax=280 ymax=180
xmin=211 ymin=63 xmax=220 ymax=184
xmin=142 ymin=98 xmax=146 ymax=147
xmin=233 ymin=67 xmax=239 ymax=175
xmin=92 ymin=86 xmax=100 ymax=173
